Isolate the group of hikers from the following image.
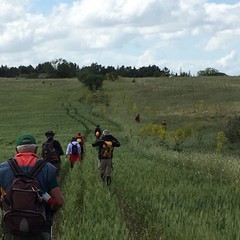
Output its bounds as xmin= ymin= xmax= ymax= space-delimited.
xmin=0 ymin=126 xmax=120 ymax=239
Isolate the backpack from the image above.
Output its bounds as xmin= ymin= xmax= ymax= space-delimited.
xmin=71 ymin=143 xmax=78 ymax=155
xmin=2 ymin=158 xmax=47 ymax=237
xmin=42 ymin=140 xmax=59 ymax=163
xmin=101 ymin=141 xmax=113 ymax=159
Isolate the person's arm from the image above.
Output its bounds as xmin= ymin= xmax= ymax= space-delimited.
xmin=111 ymin=136 xmax=121 ymax=147
xmin=47 ymin=172 xmax=64 ymax=211
xmin=92 ymin=139 xmax=104 ymax=147
xmin=55 ymin=140 xmax=64 ymax=156
xmin=65 ymin=143 xmax=70 ymax=156
xmin=78 ymin=143 xmax=81 ymax=154
xmin=49 ymin=187 xmax=64 ymax=211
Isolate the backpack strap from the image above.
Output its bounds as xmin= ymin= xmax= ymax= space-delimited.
xmin=29 ymin=159 xmax=47 ymax=177
xmin=8 ymin=158 xmax=47 ymax=177
xmin=8 ymin=158 xmax=23 ymax=176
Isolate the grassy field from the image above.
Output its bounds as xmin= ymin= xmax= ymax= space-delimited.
xmin=1 ymin=76 xmax=240 ymax=239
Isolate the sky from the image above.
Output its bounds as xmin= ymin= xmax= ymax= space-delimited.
xmin=1 ymin=0 xmax=240 ymax=76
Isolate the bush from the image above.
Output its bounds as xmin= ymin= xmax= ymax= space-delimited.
xmin=225 ymin=116 xmax=240 ymax=143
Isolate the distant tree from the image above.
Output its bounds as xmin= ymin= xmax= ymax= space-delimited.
xmin=78 ymin=73 xmax=104 ymax=91
xmin=35 ymin=59 xmax=79 ymax=78
xmin=161 ymin=67 xmax=171 ymax=77
xmin=179 ymin=69 xmax=191 ymax=77
xmin=35 ymin=62 xmax=56 ymax=77
xmin=52 ymin=58 xmax=79 ymax=78
xmin=8 ymin=67 xmax=19 ymax=78
xmin=197 ymin=68 xmax=227 ymax=76
xmin=0 ymin=65 xmax=9 ymax=77
xmin=19 ymin=65 xmax=35 ymax=75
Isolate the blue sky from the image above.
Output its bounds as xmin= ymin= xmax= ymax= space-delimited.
xmin=1 ymin=0 xmax=240 ymax=76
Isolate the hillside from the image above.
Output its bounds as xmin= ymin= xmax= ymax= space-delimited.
xmin=1 ymin=77 xmax=240 ymax=239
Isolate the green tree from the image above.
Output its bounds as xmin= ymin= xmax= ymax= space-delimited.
xmin=78 ymin=73 xmax=104 ymax=91
xmin=197 ymin=68 xmax=227 ymax=76
xmin=35 ymin=62 xmax=56 ymax=77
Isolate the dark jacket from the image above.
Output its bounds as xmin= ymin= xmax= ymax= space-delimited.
xmin=92 ymin=135 xmax=120 ymax=159
xmin=41 ymin=138 xmax=64 ymax=162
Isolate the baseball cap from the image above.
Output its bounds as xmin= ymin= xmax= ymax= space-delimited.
xmin=16 ymin=134 xmax=37 ymax=146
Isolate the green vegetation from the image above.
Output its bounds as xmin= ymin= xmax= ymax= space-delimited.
xmin=1 ymin=76 xmax=240 ymax=239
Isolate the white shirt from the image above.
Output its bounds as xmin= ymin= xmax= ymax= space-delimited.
xmin=66 ymin=141 xmax=81 ymax=155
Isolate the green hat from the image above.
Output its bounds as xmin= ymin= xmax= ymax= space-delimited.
xmin=16 ymin=134 xmax=36 ymax=146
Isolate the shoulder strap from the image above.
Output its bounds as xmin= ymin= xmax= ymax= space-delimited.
xmin=8 ymin=158 xmax=23 ymax=176
xmin=45 ymin=139 xmax=54 ymax=146
xmin=29 ymin=159 xmax=47 ymax=177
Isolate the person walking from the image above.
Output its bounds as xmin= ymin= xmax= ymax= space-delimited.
xmin=92 ymin=130 xmax=120 ymax=185
xmin=65 ymin=137 xmax=81 ymax=169
xmin=0 ymin=134 xmax=64 ymax=240
xmin=76 ymin=133 xmax=85 ymax=157
xmin=135 ymin=114 xmax=140 ymax=123
xmin=41 ymin=130 xmax=64 ymax=182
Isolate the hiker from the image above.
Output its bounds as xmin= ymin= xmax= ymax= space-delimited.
xmin=161 ymin=119 xmax=167 ymax=129
xmin=135 ymin=114 xmax=140 ymax=123
xmin=0 ymin=134 xmax=64 ymax=240
xmin=65 ymin=137 xmax=81 ymax=169
xmin=76 ymin=132 xmax=85 ymax=157
xmin=92 ymin=129 xmax=120 ymax=185
xmin=41 ymin=130 xmax=64 ymax=182
xmin=94 ymin=125 xmax=101 ymax=139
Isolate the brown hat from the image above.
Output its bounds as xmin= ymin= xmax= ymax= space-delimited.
xmin=45 ymin=130 xmax=55 ymax=136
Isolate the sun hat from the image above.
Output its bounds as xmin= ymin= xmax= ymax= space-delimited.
xmin=16 ymin=134 xmax=37 ymax=146
xmin=45 ymin=130 xmax=55 ymax=136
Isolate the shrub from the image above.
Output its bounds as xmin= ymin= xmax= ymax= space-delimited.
xmin=225 ymin=116 xmax=240 ymax=143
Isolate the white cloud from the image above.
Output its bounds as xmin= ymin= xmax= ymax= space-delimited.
xmin=137 ymin=50 xmax=157 ymax=67
xmin=217 ymin=50 xmax=238 ymax=67
xmin=0 ymin=0 xmax=240 ymax=75
xmin=205 ymin=29 xmax=240 ymax=51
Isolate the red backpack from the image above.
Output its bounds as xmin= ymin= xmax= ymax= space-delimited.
xmin=2 ymin=158 xmax=47 ymax=237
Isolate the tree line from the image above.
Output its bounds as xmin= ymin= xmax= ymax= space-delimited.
xmin=0 ymin=58 xmax=175 ymax=79
xmin=0 ymin=58 xmax=227 ymax=90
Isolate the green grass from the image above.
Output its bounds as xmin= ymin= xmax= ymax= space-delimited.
xmin=1 ymin=76 xmax=240 ymax=239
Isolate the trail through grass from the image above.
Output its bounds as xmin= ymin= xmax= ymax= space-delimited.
xmin=1 ymin=77 xmax=240 ymax=239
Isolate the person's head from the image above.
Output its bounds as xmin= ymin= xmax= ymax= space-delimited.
xmin=71 ymin=137 xmax=77 ymax=142
xmin=45 ymin=130 xmax=55 ymax=138
xmin=102 ymin=129 xmax=110 ymax=136
xmin=76 ymin=133 xmax=81 ymax=137
xmin=16 ymin=134 xmax=38 ymax=153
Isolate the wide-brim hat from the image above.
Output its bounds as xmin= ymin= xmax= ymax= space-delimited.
xmin=45 ymin=130 xmax=55 ymax=136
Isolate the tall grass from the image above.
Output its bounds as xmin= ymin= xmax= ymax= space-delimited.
xmin=1 ymin=77 xmax=240 ymax=239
